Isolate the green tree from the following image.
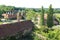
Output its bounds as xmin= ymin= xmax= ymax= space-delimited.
xmin=0 ymin=5 xmax=15 ymax=12
xmin=0 ymin=5 xmax=15 ymax=18
xmin=26 ymin=9 xmax=35 ymax=20
xmin=47 ymin=4 xmax=54 ymax=27
xmin=40 ymin=6 xmax=44 ymax=26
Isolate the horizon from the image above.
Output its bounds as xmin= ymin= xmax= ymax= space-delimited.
xmin=0 ymin=0 xmax=60 ymax=8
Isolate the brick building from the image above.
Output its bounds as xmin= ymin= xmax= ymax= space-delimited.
xmin=2 ymin=10 xmax=26 ymax=19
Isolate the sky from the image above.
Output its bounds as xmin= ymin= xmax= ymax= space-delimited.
xmin=0 ymin=0 xmax=60 ymax=8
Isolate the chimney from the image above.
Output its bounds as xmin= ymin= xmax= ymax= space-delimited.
xmin=21 ymin=10 xmax=26 ymax=20
xmin=17 ymin=10 xmax=21 ymax=22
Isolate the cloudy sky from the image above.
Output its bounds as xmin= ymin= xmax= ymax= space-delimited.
xmin=0 ymin=0 xmax=60 ymax=8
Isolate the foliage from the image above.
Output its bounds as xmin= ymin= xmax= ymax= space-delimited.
xmin=0 ymin=5 xmax=15 ymax=17
xmin=0 ymin=5 xmax=15 ymax=12
xmin=34 ymin=25 xmax=60 ymax=40
xmin=33 ymin=34 xmax=41 ymax=40
xmin=54 ymin=13 xmax=60 ymax=23
xmin=54 ymin=9 xmax=60 ymax=13
xmin=26 ymin=9 xmax=36 ymax=20
xmin=0 ymin=22 xmax=3 ymax=24
xmin=40 ymin=6 xmax=44 ymax=26
xmin=47 ymin=4 xmax=54 ymax=27
xmin=46 ymin=29 xmax=60 ymax=40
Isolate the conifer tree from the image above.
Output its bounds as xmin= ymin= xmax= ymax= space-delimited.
xmin=40 ymin=6 xmax=44 ymax=26
xmin=47 ymin=4 xmax=54 ymax=27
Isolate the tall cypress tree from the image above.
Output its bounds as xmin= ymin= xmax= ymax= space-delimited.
xmin=40 ymin=6 xmax=44 ymax=26
xmin=47 ymin=4 xmax=54 ymax=27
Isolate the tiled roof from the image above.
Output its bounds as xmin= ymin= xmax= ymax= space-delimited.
xmin=0 ymin=20 xmax=34 ymax=38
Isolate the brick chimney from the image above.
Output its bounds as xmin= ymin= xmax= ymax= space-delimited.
xmin=17 ymin=10 xmax=21 ymax=22
xmin=21 ymin=10 xmax=26 ymax=20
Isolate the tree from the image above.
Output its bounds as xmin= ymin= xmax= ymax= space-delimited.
xmin=26 ymin=9 xmax=35 ymax=20
xmin=0 ymin=5 xmax=15 ymax=12
xmin=0 ymin=5 xmax=15 ymax=18
xmin=47 ymin=4 xmax=54 ymax=27
xmin=40 ymin=6 xmax=44 ymax=26
xmin=0 ymin=10 xmax=3 ymax=17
